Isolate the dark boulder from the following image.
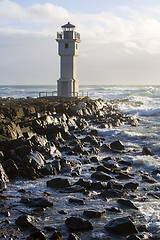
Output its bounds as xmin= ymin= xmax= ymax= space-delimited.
xmin=142 ymin=147 xmax=154 ymax=156
xmin=124 ymin=182 xmax=139 ymax=190
xmin=110 ymin=140 xmax=125 ymax=151
xmin=83 ymin=210 xmax=105 ymax=219
xmin=69 ymin=198 xmax=85 ymax=205
xmin=117 ymin=198 xmax=138 ymax=210
xmin=15 ymin=215 xmax=36 ymax=230
xmin=40 ymin=164 xmax=57 ymax=176
xmin=96 ymin=165 xmax=113 ymax=174
xmin=20 ymin=197 xmax=53 ymax=208
xmin=101 ymin=189 xmax=123 ymax=198
xmin=91 ymin=171 xmax=113 ymax=181
xmin=65 ymin=216 xmax=93 ymax=231
xmin=2 ymin=159 xmax=18 ymax=177
xmin=105 ymin=216 xmax=138 ymax=234
xmin=107 ymin=181 xmax=124 ymax=190
xmin=47 ymin=177 xmax=71 ymax=189
xmin=15 ymin=145 xmax=32 ymax=158
xmin=101 ymin=144 xmax=112 ymax=152
xmin=102 ymin=157 xmax=119 ymax=169
xmin=142 ymin=174 xmax=157 ymax=184
xmin=59 ymin=185 xmax=85 ymax=193
xmin=74 ymin=178 xmax=92 ymax=189
xmin=27 ymin=230 xmax=47 ymax=240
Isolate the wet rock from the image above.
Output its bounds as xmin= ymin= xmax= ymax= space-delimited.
xmin=90 ymin=156 xmax=100 ymax=163
xmin=118 ymin=159 xmax=132 ymax=166
xmin=90 ymin=181 xmax=107 ymax=190
xmin=88 ymin=129 xmax=98 ymax=136
xmin=102 ymin=157 xmax=119 ymax=169
xmin=65 ymin=216 xmax=93 ymax=231
xmin=105 ymin=216 xmax=138 ymax=234
xmin=107 ymin=181 xmax=124 ymax=190
xmin=15 ymin=215 xmax=36 ymax=230
xmin=47 ymin=177 xmax=71 ymax=189
xmin=82 ymin=135 xmax=100 ymax=146
xmin=96 ymin=165 xmax=113 ymax=174
xmin=69 ymin=198 xmax=85 ymax=205
xmin=15 ymin=145 xmax=32 ymax=158
xmin=68 ymin=233 xmax=81 ymax=240
xmin=0 ymin=163 xmax=9 ymax=191
xmin=142 ymin=175 xmax=157 ymax=184
xmin=40 ymin=164 xmax=57 ymax=176
xmin=50 ymin=230 xmax=62 ymax=240
xmin=29 ymin=151 xmax=45 ymax=169
xmin=101 ymin=144 xmax=112 ymax=152
xmin=124 ymin=182 xmax=139 ymax=190
xmin=101 ymin=189 xmax=124 ymax=198
xmin=91 ymin=171 xmax=113 ymax=181
xmin=110 ymin=140 xmax=125 ymax=151
xmin=142 ymin=147 xmax=154 ymax=156
xmin=74 ymin=178 xmax=92 ymax=189
xmin=59 ymin=185 xmax=85 ymax=193
xmin=27 ymin=230 xmax=47 ymax=240
xmin=2 ymin=159 xmax=18 ymax=177
xmin=20 ymin=197 xmax=53 ymax=208
xmin=117 ymin=198 xmax=138 ymax=210
xmin=58 ymin=210 xmax=67 ymax=215
xmin=115 ymin=171 xmax=133 ymax=180
xmin=83 ymin=210 xmax=105 ymax=218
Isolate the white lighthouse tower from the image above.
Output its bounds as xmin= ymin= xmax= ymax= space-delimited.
xmin=56 ymin=22 xmax=81 ymax=97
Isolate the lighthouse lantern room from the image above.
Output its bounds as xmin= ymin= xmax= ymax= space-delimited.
xmin=56 ymin=22 xmax=81 ymax=97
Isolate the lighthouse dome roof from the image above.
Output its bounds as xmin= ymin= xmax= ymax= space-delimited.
xmin=61 ymin=22 xmax=75 ymax=29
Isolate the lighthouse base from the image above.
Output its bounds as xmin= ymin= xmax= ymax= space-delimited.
xmin=57 ymin=78 xmax=79 ymax=97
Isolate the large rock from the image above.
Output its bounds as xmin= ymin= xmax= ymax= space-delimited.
xmin=83 ymin=210 xmax=105 ymax=219
xmin=65 ymin=216 xmax=93 ymax=231
xmin=27 ymin=230 xmax=47 ymax=240
xmin=105 ymin=216 xmax=138 ymax=234
xmin=0 ymin=163 xmax=9 ymax=190
xmin=142 ymin=147 xmax=154 ymax=156
xmin=27 ymin=151 xmax=45 ymax=169
xmin=15 ymin=215 xmax=36 ymax=230
xmin=110 ymin=140 xmax=125 ymax=151
xmin=47 ymin=177 xmax=71 ymax=189
xmin=117 ymin=198 xmax=138 ymax=210
xmin=20 ymin=197 xmax=53 ymax=208
xmin=91 ymin=171 xmax=113 ymax=181
xmin=2 ymin=159 xmax=18 ymax=177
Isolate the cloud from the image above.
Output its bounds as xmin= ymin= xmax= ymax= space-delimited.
xmin=1 ymin=0 xmax=160 ymax=85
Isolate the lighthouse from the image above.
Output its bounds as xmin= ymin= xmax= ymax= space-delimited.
xmin=56 ymin=22 xmax=81 ymax=97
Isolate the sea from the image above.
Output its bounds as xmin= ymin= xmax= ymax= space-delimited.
xmin=0 ymin=85 xmax=160 ymax=239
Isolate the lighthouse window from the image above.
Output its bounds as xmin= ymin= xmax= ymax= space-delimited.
xmin=76 ymin=44 xmax=78 ymax=49
xmin=65 ymin=43 xmax=68 ymax=48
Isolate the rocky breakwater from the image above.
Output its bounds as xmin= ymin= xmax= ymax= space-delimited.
xmin=0 ymin=96 xmax=157 ymax=240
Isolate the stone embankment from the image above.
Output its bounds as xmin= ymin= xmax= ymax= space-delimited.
xmin=0 ymin=96 xmax=157 ymax=240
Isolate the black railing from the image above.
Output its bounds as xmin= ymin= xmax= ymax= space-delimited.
xmin=57 ymin=31 xmax=80 ymax=40
xmin=39 ymin=91 xmax=57 ymax=97
xmin=39 ymin=91 xmax=88 ymax=98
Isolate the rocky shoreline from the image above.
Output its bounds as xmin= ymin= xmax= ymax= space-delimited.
xmin=0 ymin=96 xmax=159 ymax=240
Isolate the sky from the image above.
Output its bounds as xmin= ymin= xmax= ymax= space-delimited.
xmin=0 ymin=0 xmax=160 ymax=85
